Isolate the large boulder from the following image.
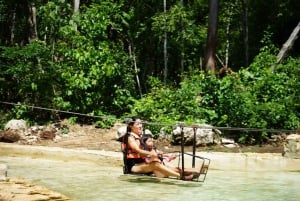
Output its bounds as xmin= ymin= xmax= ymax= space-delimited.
xmin=0 ymin=130 xmax=21 ymax=142
xmin=283 ymin=134 xmax=300 ymax=159
xmin=4 ymin=119 xmax=27 ymax=130
xmin=171 ymin=124 xmax=221 ymax=146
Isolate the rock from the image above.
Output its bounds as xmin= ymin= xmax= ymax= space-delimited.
xmin=283 ymin=134 xmax=300 ymax=159
xmin=171 ymin=124 xmax=220 ymax=146
xmin=221 ymin=138 xmax=235 ymax=144
xmin=4 ymin=119 xmax=27 ymax=130
xmin=39 ymin=128 xmax=57 ymax=140
xmin=0 ymin=178 xmax=73 ymax=201
xmin=0 ymin=163 xmax=8 ymax=181
xmin=54 ymin=135 xmax=62 ymax=142
xmin=116 ymin=126 xmax=127 ymax=140
xmin=223 ymin=143 xmax=239 ymax=148
xmin=0 ymin=130 xmax=21 ymax=142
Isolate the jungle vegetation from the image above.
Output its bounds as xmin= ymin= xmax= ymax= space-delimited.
xmin=0 ymin=0 xmax=299 ymax=143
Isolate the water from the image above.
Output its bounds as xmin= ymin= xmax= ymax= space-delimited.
xmin=1 ymin=145 xmax=300 ymax=201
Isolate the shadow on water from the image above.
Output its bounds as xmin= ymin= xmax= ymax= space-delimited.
xmin=119 ymin=174 xmax=203 ymax=187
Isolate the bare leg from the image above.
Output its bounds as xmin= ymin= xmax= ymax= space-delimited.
xmin=131 ymin=162 xmax=180 ymax=178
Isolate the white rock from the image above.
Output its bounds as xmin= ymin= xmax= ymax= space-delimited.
xmin=4 ymin=119 xmax=27 ymax=130
xmin=221 ymin=138 xmax=235 ymax=144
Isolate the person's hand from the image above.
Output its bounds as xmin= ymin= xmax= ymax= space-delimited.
xmin=169 ymin=153 xmax=177 ymax=160
xmin=157 ymin=150 xmax=163 ymax=155
xmin=164 ymin=153 xmax=177 ymax=162
xmin=150 ymin=152 xmax=158 ymax=158
xmin=145 ymin=153 xmax=161 ymax=163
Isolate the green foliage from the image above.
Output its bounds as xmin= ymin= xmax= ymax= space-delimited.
xmin=131 ymin=73 xmax=218 ymax=126
xmin=0 ymin=0 xmax=137 ymax=125
xmin=60 ymin=126 xmax=69 ymax=135
xmin=130 ymin=48 xmax=299 ymax=144
xmin=0 ymin=40 xmax=58 ymax=122
xmin=0 ymin=0 xmax=299 ymax=145
xmin=95 ymin=116 xmax=116 ymax=129
xmin=68 ymin=117 xmax=77 ymax=125
xmin=151 ymin=2 xmax=207 ymax=78
xmin=49 ymin=1 xmax=137 ymax=117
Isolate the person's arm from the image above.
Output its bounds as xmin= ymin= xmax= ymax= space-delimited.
xmin=162 ymin=153 xmax=178 ymax=161
xmin=127 ymin=136 xmax=157 ymax=157
xmin=153 ymin=148 xmax=177 ymax=161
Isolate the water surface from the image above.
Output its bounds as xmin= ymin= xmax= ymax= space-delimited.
xmin=1 ymin=145 xmax=299 ymax=201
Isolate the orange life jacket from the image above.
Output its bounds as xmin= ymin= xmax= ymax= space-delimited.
xmin=122 ymin=132 xmax=142 ymax=159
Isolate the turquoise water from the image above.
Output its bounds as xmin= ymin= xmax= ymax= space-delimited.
xmin=1 ymin=155 xmax=299 ymax=201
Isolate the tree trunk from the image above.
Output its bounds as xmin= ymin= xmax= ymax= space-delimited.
xmin=180 ymin=0 xmax=184 ymax=74
xmin=73 ymin=0 xmax=80 ymax=31
xmin=10 ymin=7 xmax=16 ymax=45
xmin=163 ymin=0 xmax=168 ymax=85
xmin=242 ymin=0 xmax=249 ymax=67
xmin=27 ymin=1 xmax=38 ymax=43
xmin=274 ymin=21 xmax=300 ymax=65
xmin=205 ymin=0 xmax=219 ymax=74
xmin=129 ymin=43 xmax=142 ymax=97
xmin=225 ymin=1 xmax=237 ymax=67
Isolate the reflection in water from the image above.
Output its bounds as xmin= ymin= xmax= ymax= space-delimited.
xmin=1 ymin=155 xmax=300 ymax=201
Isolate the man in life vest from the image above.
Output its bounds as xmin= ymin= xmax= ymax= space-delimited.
xmin=122 ymin=117 xmax=193 ymax=180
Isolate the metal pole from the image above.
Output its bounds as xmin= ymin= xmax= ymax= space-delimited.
xmin=180 ymin=123 xmax=185 ymax=180
xmin=192 ymin=126 xmax=196 ymax=167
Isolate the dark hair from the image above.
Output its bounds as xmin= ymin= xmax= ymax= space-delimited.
xmin=140 ymin=134 xmax=153 ymax=150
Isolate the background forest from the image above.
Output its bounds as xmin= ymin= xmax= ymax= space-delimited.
xmin=0 ymin=0 xmax=299 ymax=144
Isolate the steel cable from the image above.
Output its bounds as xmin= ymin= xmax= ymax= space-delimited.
xmin=0 ymin=101 xmax=297 ymax=133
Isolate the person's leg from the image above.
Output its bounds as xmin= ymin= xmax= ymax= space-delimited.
xmin=131 ymin=162 xmax=179 ymax=177
xmin=152 ymin=170 xmax=167 ymax=178
xmin=184 ymin=167 xmax=201 ymax=173
xmin=131 ymin=162 xmax=154 ymax=174
xmin=132 ymin=162 xmax=194 ymax=180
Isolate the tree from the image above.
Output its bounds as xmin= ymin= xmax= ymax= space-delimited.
xmin=28 ymin=1 xmax=38 ymax=43
xmin=273 ymin=21 xmax=300 ymax=68
xmin=242 ymin=0 xmax=249 ymax=67
xmin=205 ymin=0 xmax=218 ymax=74
xmin=73 ymin=0 xmax=80 ymax=31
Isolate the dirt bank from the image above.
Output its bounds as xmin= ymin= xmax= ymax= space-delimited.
xmin=28 ymin=120 xmax=283 ymax=153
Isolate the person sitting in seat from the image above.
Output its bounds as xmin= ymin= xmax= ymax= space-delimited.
xmin=121 ymin=117 xmax=193 ymax=180
xmin=141 ymin=134 xmax=176 ymax=164
xmin=140 ymin=134 xmax=201 ymax=178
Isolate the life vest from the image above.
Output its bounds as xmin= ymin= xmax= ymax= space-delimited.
xmin=122 ymin=132 xmax=142 ymax=159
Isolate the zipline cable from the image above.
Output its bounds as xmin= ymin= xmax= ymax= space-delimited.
xmin=0 ymin=101 xmax=114 ymax=120
xmin=145 ymin=121 xmax=297 ymax=133
xmin=0 ymin=101 xmax=298 ymax=133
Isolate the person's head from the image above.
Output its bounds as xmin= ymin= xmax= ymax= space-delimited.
xmin=127 ymin=116 xmax=143 ymax=135
xmin=141 ymin=134 xmax=154 ymax=150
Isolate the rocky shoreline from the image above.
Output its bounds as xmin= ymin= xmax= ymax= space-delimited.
xmin=0 ymin=151 xmax=73 ymax=201
xmin=0 ymin=177 xmax=73 ymax=201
